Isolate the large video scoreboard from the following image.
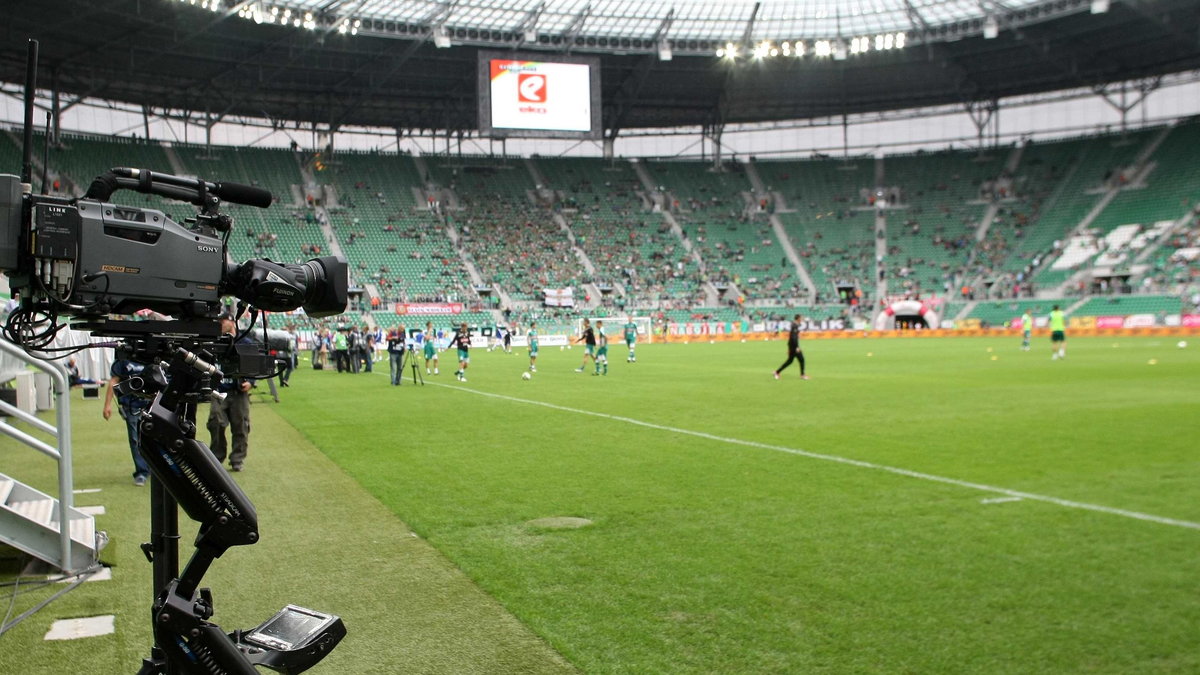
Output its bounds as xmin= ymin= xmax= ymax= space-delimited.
xmin=478 ymin=51 xmax=601 ymax=139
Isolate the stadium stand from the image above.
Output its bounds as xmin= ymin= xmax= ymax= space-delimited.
xmin=761 ymin=157 xmax=876 ymax=304
xmin=880 ymin=149 xmax=1005 ymax=297
xmin=446 ymin=156 xmax=586 ymax=304
xmin=966 ymin=298 xmax=1058 ymax=327
xmin=965 ymin=130 xmax=1151 ymax=297
xmin=321 ymin=152 xmax=479 ymax=306
xmin=1070 ymin=295 xmax=1183 ymax=316
xmin=644 ymin=160 xmax=802 ymax=301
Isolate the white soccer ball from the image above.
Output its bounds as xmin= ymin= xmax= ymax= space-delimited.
xmin=522 ymin=371 xmax=532 ymax=380
xmin=1178 ymin=340 xmax=1188 ymax=349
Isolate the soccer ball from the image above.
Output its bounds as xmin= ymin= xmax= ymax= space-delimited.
xmin=1178 ymin=340 xmax=1188 ymax=349
xmin=522 ymin=372 xmax=532 ymax=380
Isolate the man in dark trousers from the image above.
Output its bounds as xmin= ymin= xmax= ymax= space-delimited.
xmin=102 ymin=357 xmax=152 ymax=486
xmin=387 ymin=324 xmax=406 ymax=386
xmin=773 ymin=314 xmax=809 ymax=380
xmin=207 ymin=316 xmax=255 ymax=471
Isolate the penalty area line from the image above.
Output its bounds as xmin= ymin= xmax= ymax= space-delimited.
xmin=429 ymin=382 xmax=1200 ymax=532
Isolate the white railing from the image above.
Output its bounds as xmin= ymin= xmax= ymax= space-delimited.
xmin=0 ymin=339 xmax=73 ymax=569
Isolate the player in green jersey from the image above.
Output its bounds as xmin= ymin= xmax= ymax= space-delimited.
xmin=423 ymin=321 xmax=439 ymax=374
xmin=1048 ymin=305 xmax=1067 ymax=360
xmin=1020 ymin=310 xmax=1033 ymax=352
xmin=594 ymin=320 xmax=609 ymax=375
xmin=623 ymin=317 xmax=638 ymax=362
xmin=527 ymin=322 xmax=539 ymax=372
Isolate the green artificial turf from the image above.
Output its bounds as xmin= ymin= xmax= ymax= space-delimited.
xmin=1 ymin=335 xmax=1197 ymax=674
xmin=0 ymin=378 xmax=575 ymax=674
xmin=273 ymin=336 xmax=1200 ymax=674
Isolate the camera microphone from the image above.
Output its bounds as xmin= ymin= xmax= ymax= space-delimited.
xmin=211 ymin=181 xmax=273 ymax=209
xmin=86 ymin=169 xmax=274 ymax=209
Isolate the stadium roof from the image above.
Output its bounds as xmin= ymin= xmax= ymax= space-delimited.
xmin=246 ymin=0 xmax=1055 ymax=43
xmin=2 ymin=0 xmax=1198 ymax=135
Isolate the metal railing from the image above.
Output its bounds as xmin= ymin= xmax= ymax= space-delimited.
xmin=0 ymin=338 xmax=73 ymax=570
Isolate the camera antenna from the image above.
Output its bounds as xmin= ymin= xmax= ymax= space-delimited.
xmin=41 ymin=111 xmax=51 ymax=193
xmin=20 ymin=39 xmax=38 ymax=187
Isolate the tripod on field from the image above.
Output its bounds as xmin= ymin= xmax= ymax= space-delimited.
xmin=407 ymin=345 xmax=425 ymax=385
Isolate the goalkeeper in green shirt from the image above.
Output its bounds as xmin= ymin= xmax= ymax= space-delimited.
xmin=623 ymin=317 xmax=638 ymax=363
xmin=1049 ymin=306 xmax=1067 ymax=360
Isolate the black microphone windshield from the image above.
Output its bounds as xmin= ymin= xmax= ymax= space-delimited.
xmin=212 ymin=181 xmax=273 ymax=209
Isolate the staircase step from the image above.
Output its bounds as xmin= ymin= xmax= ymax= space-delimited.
xmin=9 ymin=498 xmax=55 ymax=525
xmin=0 ymin=478 xmax=13 ymax=504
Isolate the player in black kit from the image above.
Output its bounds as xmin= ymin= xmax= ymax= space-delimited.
xmin=572 ymin=318 xmax=597 ymax=373
xmin=773 ymin=315 xmax=809 ymax=380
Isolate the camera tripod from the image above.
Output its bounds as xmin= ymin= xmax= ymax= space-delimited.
xmin=407 ymin=346 xmax=425 ymax=385
xmin=95 ymin=320 xmax=345 ymax=674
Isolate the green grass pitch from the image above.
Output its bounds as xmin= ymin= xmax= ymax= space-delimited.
xmin=1 ymin=335 xmax=1197 ymax=673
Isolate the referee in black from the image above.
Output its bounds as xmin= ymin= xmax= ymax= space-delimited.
xmin=773 ymin=315 xmax=809 ymax=380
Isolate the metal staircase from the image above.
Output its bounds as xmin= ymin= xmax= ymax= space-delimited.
xmin=0 ymin=340 xmax=104 ymax=573
xmin=0 ymin=473 xmax=104 ymax=572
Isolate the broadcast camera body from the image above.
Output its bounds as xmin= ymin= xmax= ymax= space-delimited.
xmin=0 ymin=167 xmax=347 ymax=329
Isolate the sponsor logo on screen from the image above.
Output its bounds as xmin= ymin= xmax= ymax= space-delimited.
xmin=518 ymin=73 xmax=547 ymax=102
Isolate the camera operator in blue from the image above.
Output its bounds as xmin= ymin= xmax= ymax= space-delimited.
xmin=207 ymin=316 xmax=255 ymax=472
xmin=102 ymin=358 xmax=152 ymax=486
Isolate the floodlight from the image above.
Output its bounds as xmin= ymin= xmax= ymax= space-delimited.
xmin=983 ymin=15 xmax=999 ymax=39
xmin=434 ymin=25 xmax=452 ymax=48
xmin=1091 ymin=0 xmax=1110 ymax=13
xmin=658 ymin=40 xmax=672 ymax=61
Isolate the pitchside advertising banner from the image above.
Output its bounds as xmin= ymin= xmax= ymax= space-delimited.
xmin=394 ymin=303 xmax=463 ymax=315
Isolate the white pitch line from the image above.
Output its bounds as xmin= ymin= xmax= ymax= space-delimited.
xmin=429 ymin=382 xmax=1200 ymax=531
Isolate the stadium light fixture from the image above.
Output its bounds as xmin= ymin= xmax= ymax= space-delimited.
xmin=1090 ymin=0 xmax=1110 ymax=13
xmin=833 ymin=39 xmax=848 ymax=60
xmin=814 ymin=39 xmax=832 ymax=57
xmin=983 ymin=15 xmax=999 ymax=39
xmin=658 ymin=40 xmax=672 ymax=61
xmin=433 ymin=25 xmax=452 ymax=48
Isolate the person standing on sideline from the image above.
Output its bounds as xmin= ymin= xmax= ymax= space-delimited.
xmin=102 ymin=357 xmax=152 ymax=486
xmin=773 ymin=315 xmax=808 ymax=380
xmin=333 ymin=327 xmax=350 ymax=372
xmin=207 ymin=317 xmax=254 ymax=472
xmin=623 ymin=316 xmax=638 ymax=362
xmin=361 ymin=324 xmax=375 ymax=373
xmin=450 ymin=322 xmax=472 ymax=382
xmin=527 ymin=321 xmax=539 ymax=372
xmin=1049 ymin=305 xmax=1067 ymax=360
xmin=573 ymin=318 xmax=596 ymax=373
xmin=423 ymin=321 xmax=439 ymax=375
xmin=280 ymin=325 xmax=297 ymax=386
xmin=1020 ymin=309 xmax=1033 ymax=352
xmin=387 ymin=325 xmax=406 ymax=386
xmin=347 ymin=325 xmax=363 ymax=373
xmin=594 ymin=320 xmax=609 ymax=375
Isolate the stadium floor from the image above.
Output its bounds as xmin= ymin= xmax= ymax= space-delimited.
xmin=1 ymin=336 xmax=1198 ymax=673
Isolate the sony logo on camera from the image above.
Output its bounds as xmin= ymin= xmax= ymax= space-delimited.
xmin=197 ymin=244 xmax=220 ymax=253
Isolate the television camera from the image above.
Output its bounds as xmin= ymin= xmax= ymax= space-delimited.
xmin=0 ymin=40 xmax=349 ymax=674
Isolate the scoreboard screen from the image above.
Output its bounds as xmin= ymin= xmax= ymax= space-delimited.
xmin=478 ymin=52 xmax=601 ymax=139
